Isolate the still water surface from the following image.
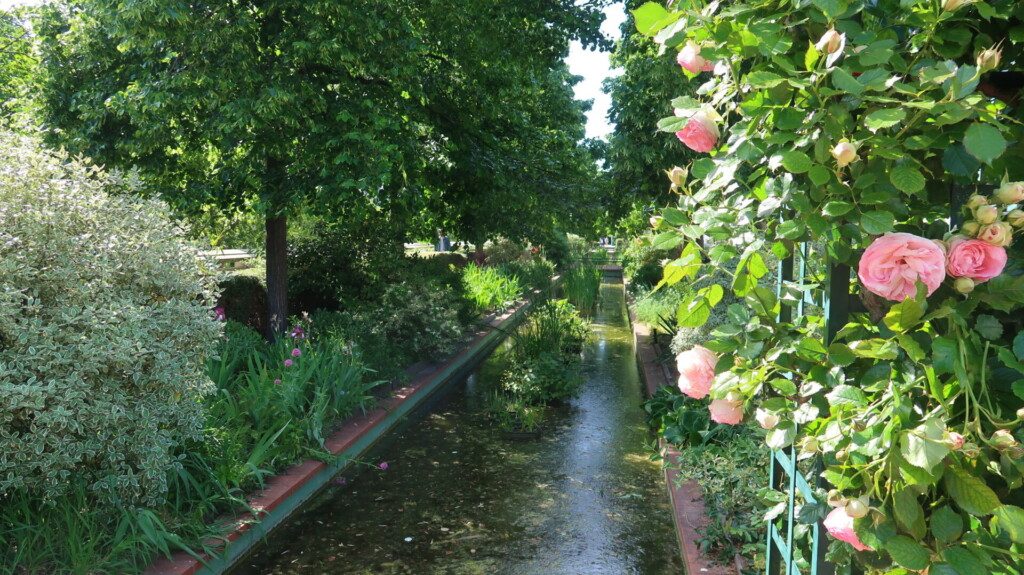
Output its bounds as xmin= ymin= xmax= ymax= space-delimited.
xmin=235 ymin=280 xmax=683 ymax=575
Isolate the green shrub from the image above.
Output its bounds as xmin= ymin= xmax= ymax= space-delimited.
xmin=539 ymin=228 xmax=571 ymax=270
xmin=513 ymin=299 xmax=589 ymax=359
xmin=462 ymin=262 xmax=523 ymax=312
xmin=218 ymin=271 xmax=267 ymax=333
xmin=501 ymin=257 xmax=555 ymax=293
xmin=287 ymin=219 xmax=405 ymax=312
xmin=0 ymin=133 xmax=220 ymax=507
xmin=484 ymin=236 xmax=528 ymax=265
xmin=621 ymin=236 xmax=668 ymax=291
xmin=631 ymin=285 xmax=687 ymax=327
xmin=500 ymin=352 xmax=583 ymax=404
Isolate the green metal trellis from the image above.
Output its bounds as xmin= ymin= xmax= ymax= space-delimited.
xmin=765 ymin=186 xmax=976 ymax=575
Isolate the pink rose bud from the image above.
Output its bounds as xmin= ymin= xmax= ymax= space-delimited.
xmin=995 ymin=181 xmax=1024 ymax=204
xmin=953 ymin=277 xmax=975 ymax=294
xmin=966 ymin=194 xmax=989 ymax=210
xmin=946 ymin=236 xmax=1007 ymax=283
xmin=292 ymin=348 xmax=302 ymax=357
xmin=977 ymin=46 xmax=1002 ymax=73
xmin=709 ymin=398 xmax=743 ymax=425
xmin=755 ymin=408 xmax=780 ymax=430
xmin=676 ymin=40 xmax=714 ymax=74
xmin=845 ymin=498 xmax=869 ymax=519
xmin=1008 ymin=209 xmax=1024 ymax=228
xmin=824 ymin=507 xmax=872 ymax=551
xmin=676 ymin=345 xmax=718 ymax=399
xmin=948 ymin=431 xmax=965 ymax=450
xmin=961 ymin=220 xmax=981 ymax=236
xmin=831 ymin=141 xmax=857 ymax=167
xmin=975 ymin=204 xmax=999 ymax=224
xmin=675 ymin=109 xmax=720 ymax=153
xmin=379 ymin=461 xmax=389 ymax=471
xmin=858 ymin=233 xmax=947 ymax=301
xmin=284 ymin=359 xmax=294 ymax=367
xmin=978 ymin=222 xmax=1013 ymax=247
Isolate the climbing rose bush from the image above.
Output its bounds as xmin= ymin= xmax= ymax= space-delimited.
xmin=634 ymin=0 xmax=1024 ymax=571
xmin=0 ymin=133 xmax=221 ymax=506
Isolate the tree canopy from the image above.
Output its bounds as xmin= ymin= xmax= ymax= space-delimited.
xmin=31 ymin=0 xmax=607 ymax=332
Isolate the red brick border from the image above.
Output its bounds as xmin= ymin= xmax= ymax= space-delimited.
xmin=626 ymin=296 xmax=738 ymax=575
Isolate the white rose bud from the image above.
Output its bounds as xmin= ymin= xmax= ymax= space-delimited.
xmin=995 ymin=181 xmax=1024 ymax=204
xmin=667 ymin=166 xmax=687 ymax=187
xmin=725 ymin=391 xmax=743 ymax=403
xmin=650 ymin=216 xmax=663 ymax=229
xmin=845 ymin=498 xmax=869 ymax=519
xmin=827 ymin=490 xmax=846 ymax=508
xmin=954 ymin=277 xmax=975 ymax=294
xmin=832 ymin=141 xmax=858 ymax=168
xmin=816 ymin=28 xmax=843 ymax=54
xmin=966 ymin=194 xmax=989 ymax=210
xmin=961 ymin=220 xmax=981 ymax=236
xmin=1017 ymin=407 xmax=1024 ymax=420
xmin=977 ymin=47 xmax=1002 ymax=73
xmin=1008 ymin=209 xmax=1024 ymax=228
xmin=755 ymin=408 xmax=780 ymax=430
xmin=978 ymin=222 xmax=1013 ymax=247
xmin=943 ymin=0 xmax=973 ymax=11
xmin=975 ymin=204 xmax=999 ymax=224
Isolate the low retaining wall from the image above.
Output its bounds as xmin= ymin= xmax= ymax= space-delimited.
xmin=625 ymin=290 xmax=738 ymax=575
xmin=147 ymin=285 xmax=552 ymax=575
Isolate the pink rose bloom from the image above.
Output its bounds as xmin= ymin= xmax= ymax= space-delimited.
xmin=709 ymin=399 xmax=743 ymax=425
xmin=214 ymin=306 xmax=226 ymax=321
xmin=857 ymin=233 xmax=946 ymax=301
xmin=946 ymin=236 xmax=1007 ymax=283
xmin=676 ymin=41 xmax=714 ymax=74
xmin=675 ymin=110 xmax=720 ymax=153
xmin=824 ymin=507 xmax=872 ymax=551
xmin=676 ymin=345 xmax=717 ymax=399
xmin=291 ymin=347 xmax=302 ymax=357
xmin=284 ymin=359 xmax=293 ymax=367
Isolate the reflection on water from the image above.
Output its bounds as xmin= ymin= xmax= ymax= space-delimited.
xmin=234 ymin=280 xmax=683 ymax=575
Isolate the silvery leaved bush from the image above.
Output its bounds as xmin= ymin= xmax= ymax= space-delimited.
xmin=0 ymin=132 xmax=221 ymax=506
xmin=633 ymin=0 xmax=1024 ymax=571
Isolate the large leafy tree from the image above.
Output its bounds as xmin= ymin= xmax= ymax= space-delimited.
xmin=603 ymin=0 xmax=695 ymax=235
xmin=0 ymin=9 xmax=35 ymax=127
xmin=34 ymin=0 xmax=606 ymax=333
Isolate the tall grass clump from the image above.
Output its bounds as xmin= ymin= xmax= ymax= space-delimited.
xmin=562 ymin=265 xmax=601 ymax=311
xmin=462 ymin=262 xmax=522 ymax=312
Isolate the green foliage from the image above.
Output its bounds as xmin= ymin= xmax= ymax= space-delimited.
xmin=0 ymin=133 xmax=220 ymax=507
xmin=621 ymin=235 xmax=670 ymax=291
xmin=0 ymin=10 xmax=36 ymax=128
xmin=462 ymin=263 xmax=524 ymax=313
xmin=645 ymin=386 xmax=768 ymax=569
xmin=202 ymin=321 xmax=379 ymax=492
xmin=288 ymin=219 xmax=406 ymax=312
xmin=486 ymin=300 xmax=590 ymax=431
xmin=218 ymin=271 xmax=268 ymax=333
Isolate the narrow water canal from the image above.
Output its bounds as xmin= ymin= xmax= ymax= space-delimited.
xmin=236 ymin=279 xmax=684 ymax=575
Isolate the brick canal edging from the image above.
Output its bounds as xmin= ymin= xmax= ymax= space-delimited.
xmin=146 ymin=281 xmax=557 ymax=575
xmin=625 ymin=287 xmax=740 ymax=575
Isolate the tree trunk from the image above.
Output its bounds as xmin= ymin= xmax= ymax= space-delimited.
xmin=265 ymin=214 xmax=288 ymax=340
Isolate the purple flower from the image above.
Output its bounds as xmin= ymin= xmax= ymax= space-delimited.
xmin=291 ymin=348 xmax=302 ymax=358
xmin=332 ymin=476 xmax=347 ymax=486
xmin=213 ymin=306 xmax=226 ymax=321
xmin=284 ymin=359 xmax=293 ymax=368
xmin=273 ymin=379 xmax=282 ymax=385
xmin=290 ymin=326 xmax=305 ymax=339
xmin=378 ymin=461 xmax=389 ymax=471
